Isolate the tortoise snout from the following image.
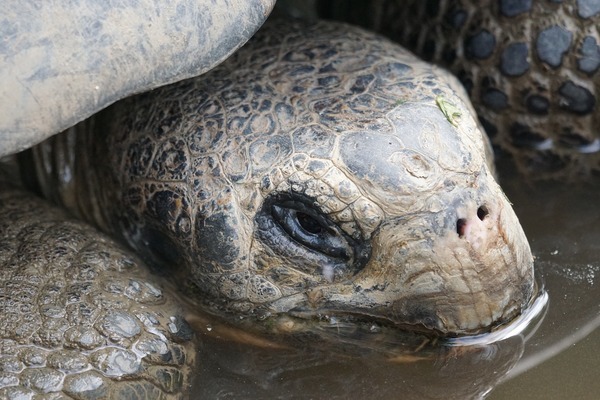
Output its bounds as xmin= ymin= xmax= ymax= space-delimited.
xmin=455 ymin=203 xmax=494 ymax=251
xmin=352 ymin=185 xmax=534 ymax=335
xmin=456 ymin=204 xmax=489 ymax=237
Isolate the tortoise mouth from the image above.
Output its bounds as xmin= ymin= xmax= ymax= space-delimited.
xmin=259 ymin=262 xmax=537 ymax=339
xmin=282 ymin=307 xmax=513 ymax=338
xmin=283 ymin=308 xmax=452 ymax=337
xmin=268 ymin=280 xmax=545 ymax=341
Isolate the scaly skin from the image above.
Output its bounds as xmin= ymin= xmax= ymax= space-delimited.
xmin=319 ymin=0 xmax=600 ymax=179
xmin=0 ymin=182 xmax=197 ymax=399
xmin=24 ymin=19 xmax=534 ymax=337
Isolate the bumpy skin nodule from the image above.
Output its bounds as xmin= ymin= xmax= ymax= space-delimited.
xmin=320 ymin=0 xmax=600 ymax=178
xmin=28 ymin=20 xmax=534 ymax=336
xmin=0 ymin=183 xmax=197 ymax=398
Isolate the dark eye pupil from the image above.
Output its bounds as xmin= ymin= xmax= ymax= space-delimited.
xmin=296 ymin=212 xmax=323 ymax=234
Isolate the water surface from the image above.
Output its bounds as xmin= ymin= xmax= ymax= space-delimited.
xmin=488 ymin=164 xmax=600 ymax=400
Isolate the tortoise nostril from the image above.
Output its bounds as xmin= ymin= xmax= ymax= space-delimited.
xmin=477 ymin=206 xmax=489 ymax=221
xmin=456 ymin=218 xmax=467 ymax=237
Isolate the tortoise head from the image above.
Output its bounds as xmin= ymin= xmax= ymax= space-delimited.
xmin=102 ymin=20 xmax=534 ymax=337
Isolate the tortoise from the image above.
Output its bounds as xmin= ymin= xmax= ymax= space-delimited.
xmin=0 ymin=3 xmax=543 ymax=399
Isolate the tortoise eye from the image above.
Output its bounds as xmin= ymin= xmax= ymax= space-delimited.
xmin=255 ymin=194 xmax=371 ymax=281
xmin=296 ymin=211 xmax=324 ymax=234
xmin=271 ymin=203 xmax=350 ymax=261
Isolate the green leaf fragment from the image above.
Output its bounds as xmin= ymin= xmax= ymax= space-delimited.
xmin=436 ymin=96 xmax=462 ymax=127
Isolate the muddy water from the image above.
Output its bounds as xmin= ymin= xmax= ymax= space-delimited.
xmin=190 ymin=161 xmax=600 ymax=400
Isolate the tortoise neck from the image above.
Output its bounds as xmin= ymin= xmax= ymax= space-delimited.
xmin=22 ymin=118 xmax=113 ymax=233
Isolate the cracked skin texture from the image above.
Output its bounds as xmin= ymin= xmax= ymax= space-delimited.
xmin=5 ymin=19 xmax=534 ymax=397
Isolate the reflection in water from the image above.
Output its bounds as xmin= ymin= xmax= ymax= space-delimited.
xmin=189 ymin=161 xmax=600 ymax=399
xmin=192 ymin=329 xmax=526 ymax=399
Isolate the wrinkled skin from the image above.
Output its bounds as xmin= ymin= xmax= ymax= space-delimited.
xmin=28 ymin=19 xmax=535 ymax=337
